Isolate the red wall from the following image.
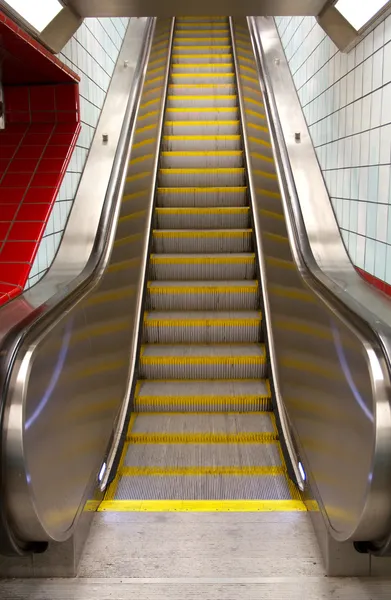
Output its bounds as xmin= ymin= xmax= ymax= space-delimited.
xmin=0 ymin=11 xmax=80 ymax=306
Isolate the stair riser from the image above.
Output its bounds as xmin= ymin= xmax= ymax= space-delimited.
xmin=146 ymin=288 xmax=259 ymax=310
xmin=150 ymin=261 xmax=256 ymax=280
xmin=152 ymin=233 xmax=252 ymax=253
xmin=143 ymin=322 xmax=261 ymax=343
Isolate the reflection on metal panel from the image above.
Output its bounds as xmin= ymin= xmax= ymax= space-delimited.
xmin=0 ymin=18 xmax=173 ymax=546
xmin=232 ymin=17 xmax=391 ymax=544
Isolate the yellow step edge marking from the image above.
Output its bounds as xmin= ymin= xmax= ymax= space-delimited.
xmin=140 ymin=355 xmax=266 ymax=366
xmin=155 ymin=206 xmax=248 ymax=214
xmin=126 ymin=171 xmax=151 ymax=183
xmin=140 ymin=97 xmax=160 ymax=109
xmin=143 ymin=317 xmax=262 ymax=327
xmin=132 ymin=138 xmax=156 ymax=150
xmin=138 ymin=110 xmax=159 ymax=121
xmin=171 ymin=54 xmax=232 ymax=59
xmin=122 ymin=189 xmax=149 ymax=202
xmin=265 ymin=256 xmax=295 ymax=270
xmin=260 ymin=208 xmax=284 ymax=220
xmin=146 ymin=66 xmax=165 ymax=77
xmin=121 ymin=466 xmax=284 ymax=477
xmin=264 ymin=231 xmax=289 ymax=243
xmin=241 ymin=64 xmax=257 ymax=74
xmin=256 ymin=187 xmax=281 ymax=199
xmin=166 ymin=107 xmax=237 ymax=113
xmin=107 ymin=258 xmax=140 ymax=273
xmin=250 ymin=152 xmax=274 ymax=164
xmin=238 ymin=54 xmax=256 ymax=64
xmin=118 ymin=209 xmax=146 ymax=224
xmin=163 ymin=135 xmax=240 ymax=140
xmin=147 ymin=281 xmax=258 ymax=293
xmin=150 ymin=255 xmax=255 ymax=264
xmin=104 ymin=413 xmax=137 ymax=501
xmin=281 ymin=358 xmax=336 ymax=379
xmin=171 ymin=73 xmax=234 ymax=79
xmin=85 ymin=287 xmax=135 ymax=307
xmin=269 ymin=284 xmax=315 ymax=303
xmin=244 ymin=97 xmax=264 ymax=107
xmin=132 ymin=410 xmax=273 ymax=416
xmin=158 ymin=185 xmax=246 ymax=193
xmin=135 ymin=395 xmax=270 ymax=406
xmin=143 ymin=75 xmax=164 ymax=86
xmin=114 ymin=233 xmax=143 ymax=248
xmin=159 ymin=167 xmax=244 ymax=174
xmin=161 ymin=150 xmax=242 ymax=156
xmin=130 ymin=153 xmax=154 ymax=165
xmin=173 ymin=46 xmax=231 ymax=51
xmin=241 ymin=74 xmax=260 ymax=85
xmin=167 ymin=94 xmax=237 ymax=100
xmin=128 ymin=432 xmax=278 ymax=444
xmin=98 ymin=500 xmax=306 ymax=512
xmin=172 ymin=37 xmax=230 ymax=41
xmin=172 ymin=63 xmax=233 ymax=68
xmin=165 ymin=121 xmax=239 ymax=126
xmin=152 ymin=230 xmax=251 ymax=238
xmin=135 ymin=123 xmax=156 ymax=134
xmin=274 ymin=318 xmax=334 ymax=341
xmin=254 ymin=169 xmax=277 ymax=180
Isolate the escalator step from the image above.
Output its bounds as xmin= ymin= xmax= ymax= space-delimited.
xmin=152 ymin=229 xmax=253 ymax=253
xmin=154 ymin=206 xmax=250 ymax=228
xmin=149 ymin=253 xmax=256 ymax=280
xmin=157 ymin=186 xmax=247 ymax=206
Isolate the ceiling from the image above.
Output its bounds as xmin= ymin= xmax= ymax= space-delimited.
xmin=63 ymin=0 xmax=330 ymax=17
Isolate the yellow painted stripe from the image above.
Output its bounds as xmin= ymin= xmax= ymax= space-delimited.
xmin=171 ymin=54 xmax=232 ymax=59
xmin=143 ymin=316 xmax=262 ymax=327
xmin=173 ymin=37 xmax=230 ymax=42
xmin=136 ymin=395 xmax=270 ymax=406
xmin=163 ymin=135 xmax=240 ymax=142
xmin=254 ymin=169 xmax=277 ymax=180
xmin=155 ymin=206 xmax=248 ymax=214
xmin=249 ymin=136 xmax=271 ymax=148
xmin=238 ymin=54 xmax=256 ymax=65
xmin=251 ymin=152 xmax=274 ymax=164
xmin=152 ymin=230 xmax=251 ymax=238
xmin=241 ymin=64 xmax=257 ymax=75
xmin=274 ymin=317 xmax=334 ymax=341
xmin=168 ymin=84 xmax=233 ymax=89
xmin=248 ymin=122 xmax=269 ymax=133
xmin=246 ymin=109 xmax=266 ymax=120
xmin=98 ymin=500 xmax=306 ymax=512
xmin=147 ymin=281 xmax=258 ymax=293
xmin=171 ymin=63 xmax=233 ymax=68
xmin=244 ymin=97 xmax=264 ymax=108
xmin=114 ymin=233 xmax=143 ymax=248
xmin=126 ymin=171 xmax=151 ymax=183
xmin=150 ymin=255 xmax=255 ymax=264
xmin=118 ymin=209 xmax=146 ymax=223
xmin=161 ymin=150 xmax=242 ymax=157
xmin=140 ymin=355 xmax=266 ymax=366
xmin=121 ymin=466 xmax=284 ymax=476
xmin=167 ymin=94 xmax=236 ymax=101
xmin=140 ymin=97 xmax=160 ymax=109
xmin=158 ymin=185 xmax=245 ymax=193
xmin=256 ymin=188 xmax=281 ymax=199
xmin=135 ymin=124 xmax=156 ymax=134
xmin=138 ymin=110 xmax=159 ymax=121
xmin=107 ymin=258 xmax=140 ymax=273
xmin=171 ymin=73 xmax=234 ymax=79
xmin=165 ymin=121 xmax=239 ymax=126
xmin=128 ymin=432 xmax=277 ymax=444
xmin=132 ymin=138 xmax=156 ymax=150
xmin=173 ymin=46 xmax=231 ymax=51
xmin=159 ymin=167 xmax=244 ymax=174
xmin=264 ymin=232 xmax=289 ymax=243
xmin=104 ymin=414 xmax=137 ymax=501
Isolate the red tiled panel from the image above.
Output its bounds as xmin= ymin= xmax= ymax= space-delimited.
xmin=0 ymin=10 xmax=81 ymax=306
xmin=355 ymin=267 xmax=391 ymax=297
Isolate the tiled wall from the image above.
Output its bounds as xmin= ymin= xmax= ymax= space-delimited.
xmin=26 ymin=17 xmax=130 ymax=288
xmin=275 ymin=15 xmax=391 ymax=290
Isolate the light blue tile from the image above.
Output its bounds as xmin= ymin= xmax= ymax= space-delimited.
xmin=357 ymin=201 xmax=367 ymax=235
xmin=349 ymin=200 xmax=358 ymax=233
xmin=372 ymin=48 xmax=384 ymax=89
xmin=376 ymin=204 xmax=388 ymax=242
xmin=364 ymin=237 xmax=376 ymax=274
xmin=379 ymin=124 xmax=391 ymax=164
xmin=343 ymin=168 xmax=351 ymax=199
xmin=366 ymin=204 xmax=378 ymax=238
xmin=369 ymin=128 xmax=380 ymax=165
xmin=348 ymin=232 xmax=357 ymax=263
xmin=351 ymin=167 xmax=360 ymax=199
xmin=356 ymin=234 xmax=366 ymax=268
xmin=374 ymin=241 xmax=387 ymax=281
xmin=381 ymin=83 xmax=391 ymax=126
xmin=360 ymin=131 xmax=370 ymax=166
xmin=378 ymin=165 xmax=390 ymax=204
xmin=387 ymin=206 xmax=391 ymax=243
xmin=371 ymin=88 xmax=382 ymax=128
xmin=359 ymin=167 xmax=369 ymax=201
xmin=368 ymin=166 xmax=379 ymax=203
xmin=342 ymin=199 xmax=350 ymax=228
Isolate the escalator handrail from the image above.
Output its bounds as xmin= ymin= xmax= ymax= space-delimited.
xmin=0 ymin=17 xmax=156 ymax=555
xmin=247 ymin=16 xmax=391 ymax=551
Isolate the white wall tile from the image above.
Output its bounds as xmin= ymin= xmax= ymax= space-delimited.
xmin=276 ymin=14 xmax=391 ymax=283
xmin=26 ymin=17 xmax=129 ymax=288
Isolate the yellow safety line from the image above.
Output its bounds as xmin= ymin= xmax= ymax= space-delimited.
xmin=135 ymin=395 xmax=271 ymax=406
xmin=247 ymin=122 xmax=269 ymax=133
xmin=118 ymin=209 xmax=146 ymax=223
xmin=140 ymin=355 xmax=266 ymax=365
xmin=150 ymin=255 xmax=255 ymax=264
xmin=98 ymin=500 xmax=306 ymax=512
xmin=114 ymin=233 xmax=143 ymax=248
xmin=168 ymin=84 xmax=233 ymax=89
xmin=256 ymin=187 xmax=281 ymax=199
xmin=127 ymin=432 xmax=278 ymax=444
xmin=253 ymin=169 xmax=277 ymax=180
xmin=171 ymin=73 xmax=234 ymax=79
xmin=138 ymin=111 xmax=159 ymax=122
xmin=104 ymin=413 xmax=137 ymax=501
xmin=130 ymin=153 xmax=154 ymax=165
xmin=143 ymin=317 xmax=262 ymax=327
xmin=165 ymin=121 xmax=239 ymax=126
xmin=173 ymin=46 xmax=231 ymax=51
xmin=158 ymin=185 xmax=246 ymax=193
xmin=274 ymin=318 xmax=334 ymax=341
xmin=172 ymin=37 xmax=230 ymax=42
xmin=264 ymin=232 xmax=289 ymax=243
xmin=171 ymin=63 xmax=233 ymax=68
xmin=121 ymin=466 xmax=285 ymax=476
xmin=163 ymin=135 xmax=240 ymax=142
xmin=162 ymin=150 xmax=242 ymax=157
xmin=167 ymin=94 xmax=237 ymax=101
xmin=140 ymin=97 xmax=160 ymax=109
xmin=132 ymin=410 xmax=273 ymax=416
xmin=250 ymin=152 xmax=274 ymax=164
xmin=132 ymin=138 xmax=156 ymax=150
xmin=159 ymin=167 xmax=244 ymax=174
xmin=241 ymin=64 xmax=257 ymax=75
xmin=152 ymin=230 xmax=251 ymax=238
xmin=246 ymin=109 xmax=266 ymax=121
xmin=147 ymin=282 xmax=257 ymax=293
xmin=126 ymin=170 xmax=151 ymax=183
xmin=136 ymin=123 xmax=156 ymax=134
xmin=281 ymin=358 xmax=337 ymax=379
xmin=171 ymin=54 xmax=232 ymax=59
xmin=155 ymin=206 xmax=248 ymax=214
xmin=249 ymin=135 xmax=272 ymax=148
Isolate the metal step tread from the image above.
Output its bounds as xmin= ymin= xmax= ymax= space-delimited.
xmin=155 ymin=206 xmax=248 ymax=214
xmin=131 ymin=412 xmax=276 ymax=435
xmin=140 ymin=343 xmax=265 ymax=359
xmin=150 ymin=253 xmax=255 ymax=262
xmin=144 ymin=310 xmax=262 ymax=323
xmin=114 ymin=474 xmax=293 ymax=500
xmin=147 ymin=279 xmax=258 ymax=290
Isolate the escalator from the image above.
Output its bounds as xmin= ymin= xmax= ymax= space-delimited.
xmin=1 ymin=14 xmax=391 ymax=574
